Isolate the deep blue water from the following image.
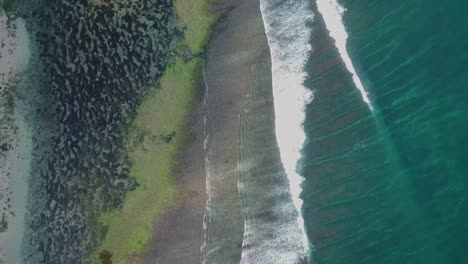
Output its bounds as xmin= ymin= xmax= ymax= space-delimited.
xmin=301 ymin=1 xmax=468 ymax=263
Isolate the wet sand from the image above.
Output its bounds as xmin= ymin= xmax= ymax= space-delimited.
xmin=0 ymin=14 xmax=31 ymax=264
xmin=141 ymin=0 xmax=277 ymax=263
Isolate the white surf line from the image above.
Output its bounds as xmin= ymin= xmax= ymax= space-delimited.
xmin=316 ymin=0 xmax=374 ymax=111
xmin=258 ymin=0 xmax=313 ymax=257
xmin=200 ymin=60 xmax=212 ymax=264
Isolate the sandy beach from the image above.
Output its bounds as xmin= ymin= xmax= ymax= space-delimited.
xmin=0 ymin=14 xmax=31 ymax=264
xmin=141 ymin=0 xmax=279 ymax=262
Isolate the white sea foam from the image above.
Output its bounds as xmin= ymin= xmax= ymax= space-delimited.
xmin=316 ymin=0 xmax=374 ymax=111
xmin=200 ymin=60 xmax=212 ymax=264
xmin=240 ymin=0 xmax=314 ymax=262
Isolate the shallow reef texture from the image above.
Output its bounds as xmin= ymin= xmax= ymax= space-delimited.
xmin=21 ymin=0 xmax=177 ymax=263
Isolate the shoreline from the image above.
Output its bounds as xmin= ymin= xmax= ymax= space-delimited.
xmin=140 ymin=62 xmax=206 ymax=263
xmin=0 ymin=0 xmax=304 ymax=262
xmin=93 ymin=0 xmax=220 ymax=263
xmin=140 ymin=0 xmax=306 ymax=262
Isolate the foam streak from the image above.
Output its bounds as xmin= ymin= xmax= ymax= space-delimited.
xmin=316 ymin=0 xmax=374 ymax=110
xmin=247 ymin=0 xmax=314 ymax=261
xmin=200 ymin=60 xmax=212 ymax=264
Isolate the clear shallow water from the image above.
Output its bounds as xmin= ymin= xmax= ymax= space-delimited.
xmin=301 ymin=0 xmax=468 ymax=263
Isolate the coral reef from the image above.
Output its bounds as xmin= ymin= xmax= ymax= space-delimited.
xmin=23 ymin=0 xmax=177 ymax=263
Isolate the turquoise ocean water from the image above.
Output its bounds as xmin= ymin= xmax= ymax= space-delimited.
xmin=301 ymin=1 xmax=468 ymax=263
xmin=3 ymin=0 xmax=468 ymax=262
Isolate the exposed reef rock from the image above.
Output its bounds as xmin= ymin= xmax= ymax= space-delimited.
xmin=23 ymin=0 xmax=177 ymax=263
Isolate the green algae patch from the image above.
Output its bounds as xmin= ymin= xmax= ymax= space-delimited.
xmin=96 ymin=57 xmax=202 ymax=263
xmin=174 ymin=0 xmax=220 ymax=54
xmin=93 ymin=0 xmax=220 ymax=261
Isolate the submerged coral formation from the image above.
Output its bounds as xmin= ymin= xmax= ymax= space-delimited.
xmin=22 ymin=0 xmax=177 ymax=262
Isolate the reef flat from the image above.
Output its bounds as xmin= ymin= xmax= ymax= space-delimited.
xmin=19 ymin=0 xmax=177 ymax=263
xmin=95 ymin=0 xmax=220 ymax=262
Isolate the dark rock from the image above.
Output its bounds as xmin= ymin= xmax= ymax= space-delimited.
xmin=0 ymin=143 xmax=13 ymax=151
xmin=0 ymin=213 xmax=8 ymax=232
